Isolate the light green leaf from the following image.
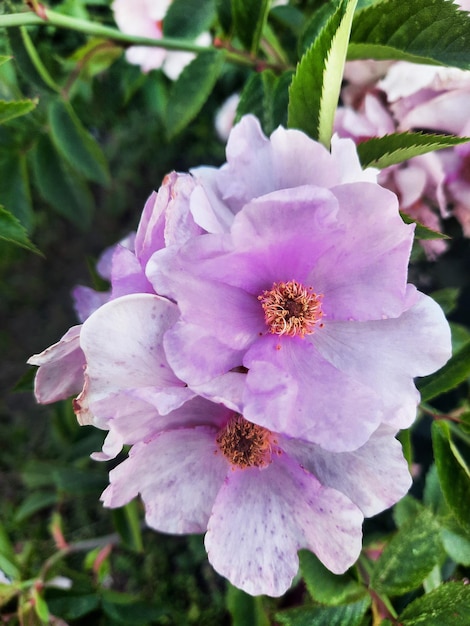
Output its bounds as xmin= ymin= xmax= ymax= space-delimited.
xmin=430 ymin=288 xmax=460 ymax=316
xmin=32 ymin=588 xmax=50 ymax=623
xmin=417 ymin=342 xmax=470 ymax=402
xmin=47 ymin=99 xmax=110 ymax=186
xmin=299 ymin=550 xmax=365 ymax=605
xmin=0 ymin=205 xmax=40 ymax=254
xmin=400 ymin=582 xmax=470 ymax=625
xmin=0 ymin=56 xmax=11 ymax=68
xmin=276 ymin=598 xmax=371 ymax=626
xmin=232 ymin=0 xmax=270 ymax=54
xmin=449 ymin=323 xmax=470 ymax=354
xmin=164 ymin=0 xmax=216 ymax=38
xmin=111 ymin=500 xmax=143 ymax=553
xmin=0 ymin=99 xmax=37 ymax=125
xmin=432 ymin=421 xmax=470 ymax=534
xmin=226 ymin=585 xmax=270 ymax=626
xmin=370 ymin=508 xmax=445 ymax=596
xmin=0 ymin=524 xmax=20 ymax=580
xmin=166 ymin=50 xmax=225 ymax=138
xmin=349 ymin=0 xmax=470 ymax=69
xmin=357 ymin=133 xmax=470 ymax=169
xmin=288 ymin=0 xmax=358 ymax=147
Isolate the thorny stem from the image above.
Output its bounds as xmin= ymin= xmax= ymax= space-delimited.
xmin=0 ymin=9 xmax=287 ymax=71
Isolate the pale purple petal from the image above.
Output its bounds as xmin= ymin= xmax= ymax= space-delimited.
xmin=311 ymin=183 xmax=414 ymax=320
xmin=102 ymin=426 xmax=227 ymax=533
xmin=243 ymin=335 xmax=384 ymax=451
xmin=280 ymin=425 xmax=412 ymax=517
xmin=205 ymin=452 xmax=362 ymax=596
xmin=72 ymin=287 xmax=110 ymax=323
xmin=314 ymin=286 xmax=451 ymax=429
xmin=28 ymin=326 xmax=85 ymax=403
xmin=110 ymin=245 xmax=154 ymax=298
xmin=398 ymin=89 xmax=470 ymax=134
xmin=80 ymin=294 xmax=188 ymax=416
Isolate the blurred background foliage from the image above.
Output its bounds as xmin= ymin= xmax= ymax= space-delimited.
xmin=1 ymin=0 xmax=470 ymax=624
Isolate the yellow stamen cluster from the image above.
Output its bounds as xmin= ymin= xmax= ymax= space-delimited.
xmin=258 ymin=279 xmax=323 ymax=337
xmin=216 ymin=414 xmax=273 ymax=469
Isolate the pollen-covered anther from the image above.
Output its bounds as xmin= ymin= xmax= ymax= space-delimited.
xmin=216 ymin=414 xmax=274 ymax=469
xmin=258 ymin=279 xmax=323 ymax=337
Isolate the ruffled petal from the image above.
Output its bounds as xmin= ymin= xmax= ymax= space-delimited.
xmin=314 ymin=286 xmax=451 ymax=428
xmin=243 ymin=335 xmax=383 ymax=451
xmin=280 ymin=425 xmax=412 ymax=517
xmin=28 ymin=326 xmax=85 ymax=404
xmin=205 ymin=452 xmax=362 ymax=596
xmin=102 ymin=426 xmax=227 ymax=533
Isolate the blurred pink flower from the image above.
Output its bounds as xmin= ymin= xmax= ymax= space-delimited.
xmin=112 ymin=0 xmax=211 ymax=79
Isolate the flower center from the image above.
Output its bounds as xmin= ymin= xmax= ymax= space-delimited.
xmin=258 ymin=279 xmax=323 ymax=337
xmin=216 ymin=414 xmax=273 ymax=469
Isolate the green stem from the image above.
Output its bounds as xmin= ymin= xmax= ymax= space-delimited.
xmin=0 ymin=10 xmax=255 ymax=68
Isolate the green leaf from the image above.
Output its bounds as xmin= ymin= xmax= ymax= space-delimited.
xmin=0 ymin=583 xmax=18 ymax=608
xmin=47 ymin=594 xmax=100 ymax=620
xmin=30 ymin=134 xmax=94 ymax=229
xmin=276 ymin=598 xmax=371 ymax=626
xmin=215 ymin=0 xmax=232 ymax=34
xmin=370 ymin=508 xmax=445 ymax=596
xmin=400 ymin=582 xmax=470 ymax=625
xmin=0 ymin=524 xmax=20 ymax=580
xmin=8 ymin=28 xmax=57 ymax=93
xmin=0 ymin=98 xmax=37 ymax=125
xmin=0 ymin=205 xmax=40 ymax=254
xmin=441 ymin=527 xmax=470 ymax=566
xmin=417 ymin=342 xmax=470 ymax=402
xmin=111 ymin=500 xmax=143 ymax=553
xmin=101 ymin=590 xmax=168 ymax=625
xmin=299 ymin=1 xmax=340 ymax=55
xmin=32 ymin=588 xmax=50 ymax=623
xmin=226 ymin=585 xmax=270 ymax=626
xmin=357 ymin=133 xmax=470 ymax=170
xmin=166 ymin=50 xmax=225 ymax=138
xmin=0 ymin=56 xmax=11 ymax=68
xmin=14 ymin=491 xmax=59 ymax=523
xmin=432 ymin=421 xmax=470 ymax=534
xmin=232 ymin=0 xmax=270 ymax=53
xmin=288 ymin=0 xmax=358 ymax=147
xmin=430 ymin=288 xmax=460 ymax=316
xmin=299 ymin=550 xmax=365 ymax=605
xmin=349 ymin=0 xmax=470 ymax=69
xmin=47 ymin=99 xmax=110 ymax=185
xmin=236 ymin=70 xmax=293 ymax=135
xmin=450 ymin=323 xmax=470 ymax=354
xmin=393 ymin=495 xmax=424 ymax=528
xmin=164 ymin=0 xmax=216 ymax=38
xmin=0 ymin=152 xmax=33 ymax=230
xmin=400 ymin=212 xmax=450 ymax=241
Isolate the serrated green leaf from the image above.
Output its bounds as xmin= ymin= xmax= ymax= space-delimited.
xmin=357 ymin=133 xmax=470 ymax=169
xmin=0 ymin=98 xmax=37 ymax=125
xmin=400 ymin=582 xmax=470 ymax=625
xmin=370 ymin=508 xmax=445 ymax=596
xmin=417 ymin=342 xmax=470 ymax=402
xmin=276 ymin=598 xmax=371 ymax=626
xmin=288 ymin=0 xmax=358 ymax=147
xmin=0 ymin=152 xmax=33 ymax=230
xmin=299 ymin=550 xmax=365 ymax=605
xmin=226 ymin=585 xmax=270 ymax=626
xmin=232 ymin=0 xmax=270 ymax=53
xmin=400 ymin=212 xmax=450 ymax=240
xmin=432 ymin=421 xmax=470 ymax=534
xmin=299 ymin=1 xmax=340 ymax=55
xmin=166 ymin=50 xmax=225 ymax=138
xmin=47 ymin=99 xmax=110 ymax=185
xmin=349 ymin=0 xmax=470 ymax=69
xmin=31 ymin=134 xmax=93 ymax=229
xmin=164 ymin=0 xmax=216 ymax=38
xmin=0 ymin=205 xmax=40 ymax=254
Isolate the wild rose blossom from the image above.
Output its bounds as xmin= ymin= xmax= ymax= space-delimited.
xmin=77 ymin=296 xmax=411 ymax=595
xmin=147 ymin=115 xmax=451 ymax=452
xmin=112 ymin=0 xmax=211 ymax=79
xmin=29 ymin=115 xmax=451 ymax=597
